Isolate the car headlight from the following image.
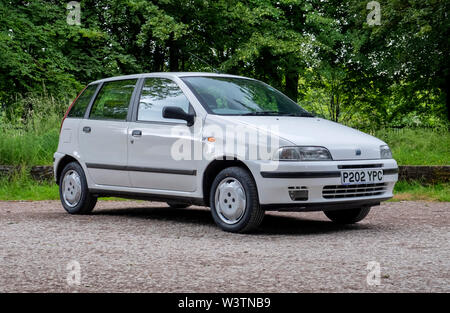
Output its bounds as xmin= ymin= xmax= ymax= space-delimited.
xmin=273 ymin=146 xmax=332 ymax=161
xmin=380 ymin=145 xmax=392 ymax=159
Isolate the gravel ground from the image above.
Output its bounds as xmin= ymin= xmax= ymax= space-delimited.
xmin=0 ymin=200 xmax=449 ymax=293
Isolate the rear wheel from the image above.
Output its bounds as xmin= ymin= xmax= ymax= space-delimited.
xmin=324 ymin=207 xmax=371 ymax=224
xmin=210 ymin=167 xmax=264 ymax=233
xmin=166 ymin=201 xmax=191 ymax=209
xmin=59 ymin=162 xmax=97 ymax=214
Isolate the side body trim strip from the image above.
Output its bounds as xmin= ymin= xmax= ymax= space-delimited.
xmin=86 ymin=163 xmax=197 ymax=176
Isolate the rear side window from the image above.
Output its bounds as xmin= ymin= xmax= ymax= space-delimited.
xmin=89 ymin=79 xmax=137 ymax=120
xmin=67 ymin=84 xmax=97 ymax=118
xmin=137 ymin=78 xmax=190 ymax=123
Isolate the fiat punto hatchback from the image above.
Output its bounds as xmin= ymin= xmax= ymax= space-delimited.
xmin=54 ymin=72 xmax=398 ymax=233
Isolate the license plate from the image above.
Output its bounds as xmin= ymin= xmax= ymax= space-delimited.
xmin=341 ymin=169 xmax=383 ymax=185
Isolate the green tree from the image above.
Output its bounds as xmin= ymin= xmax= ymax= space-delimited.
xmin=348 ymin=0 xmax=449 ymax=120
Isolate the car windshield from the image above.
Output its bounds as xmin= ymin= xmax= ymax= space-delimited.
xmin=181 ymin=76 xmax=313 ymax=116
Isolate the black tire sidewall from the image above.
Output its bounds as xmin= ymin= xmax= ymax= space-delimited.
xmin=209 ymin=167 xmax=260 ymax=232
xmin=59 ymin=162 xmax=92 ymax=214
xmin=324 ymin=207 xmax=371 ymax=224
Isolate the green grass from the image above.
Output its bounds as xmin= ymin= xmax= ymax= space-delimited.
xmin=0 ymin=175 xmax=59 ymax=201
xmin=0 ymin=176 xmax=127 ymax=201
xmin=374 ymin=128 xmax=449 ymax=165
xmin=0 ymin=127 xmax=60 ymax=166
xmin=391 ymin=181 xmax=450 ymax=202
xmin=0 ymin=95 xmax=66 ymax=166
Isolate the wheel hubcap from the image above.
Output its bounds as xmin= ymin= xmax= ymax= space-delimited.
xmin=62 ymin=170 xmax=82 ymax=207
xmin=214 ymin=177 xmax=247 ymax=224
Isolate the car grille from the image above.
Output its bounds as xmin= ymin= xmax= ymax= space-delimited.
xmin=322 ymin=183 xmax=388 ymax=199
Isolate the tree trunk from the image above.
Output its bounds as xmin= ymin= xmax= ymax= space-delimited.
xmin=335 ymin=93 xmax=340 ymax=123
xmin=180 ymin=50 xmax=185 ymax=71
xmin=168 ymin=35 xmax=179 ymax=72
xmin=446 ymin=78 xmax=450 ymax=121
xmin=153 ymin=46 xmax=164 ymax=72
xmin=285 ymin=70 xmax=299 ymax=102
xmin=329 ymin=89 xmax=335 ymax=122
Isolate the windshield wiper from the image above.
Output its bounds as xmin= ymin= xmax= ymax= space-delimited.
xmin=240 ymin=111 xmax=315 ymax=117
xmin=241 ymin=111 xmax=280 ymax=116
xmin=277 ymin=112 xmax=315 ymax=117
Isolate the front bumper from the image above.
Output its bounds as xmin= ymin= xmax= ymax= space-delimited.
xmin=247 ymin=158 xmax=398 ymax=209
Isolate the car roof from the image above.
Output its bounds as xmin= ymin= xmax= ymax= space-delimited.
xmin=89 ymin=72 xmax=252 ymax=85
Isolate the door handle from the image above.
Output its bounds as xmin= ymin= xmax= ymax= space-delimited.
xmin=132 ymin=130 xmax=142 ymax=137
xmin=82 ymin=126 xmax=91 ymax=133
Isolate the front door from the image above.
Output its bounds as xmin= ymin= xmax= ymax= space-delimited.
xmin=127 ymin=77 xmax=199 ymax=192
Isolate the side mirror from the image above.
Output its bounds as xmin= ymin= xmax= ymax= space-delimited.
xmin=162 ymin=106 xmax=195 ymax=126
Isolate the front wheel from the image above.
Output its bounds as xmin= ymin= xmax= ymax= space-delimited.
xmin=210 ymin=167 xmax=264 ymax=233
xmin=323 ymin=207 xmax=371 ymax=224
xmin=59 ymin=162 xmax=97 ymax=214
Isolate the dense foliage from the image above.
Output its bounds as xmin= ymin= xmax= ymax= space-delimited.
xmin=0 ymin=0 xmax=449 ymax=129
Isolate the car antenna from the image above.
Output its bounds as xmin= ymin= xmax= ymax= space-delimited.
xmin=188 ymin=52 xmax=222 ymax=74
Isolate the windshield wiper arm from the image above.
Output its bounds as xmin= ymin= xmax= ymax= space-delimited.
xmin=299 ymin=112 xmax=315 ymax=117
xmin=240 ymin=111 xmax=315 ymax=117
xmin=277 ymin=112 xmax=315 ymax=117
xmin=241 ymin=111 xmax=280 ymax=116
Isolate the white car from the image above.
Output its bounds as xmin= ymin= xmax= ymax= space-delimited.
xmin=54 ymin=72 xmax=398 ymax=233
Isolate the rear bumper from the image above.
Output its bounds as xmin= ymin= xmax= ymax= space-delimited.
xmin=53 ymin=152 xmax=65 ymax=183
xmin=246 ymin=158 xmax=398 ymax=207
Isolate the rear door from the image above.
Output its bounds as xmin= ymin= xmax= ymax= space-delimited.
xmin=59 ymin=84 xmax=99 ymax=154
xmin=79 ymin=79 xmax=138 ymax=187
xmin=127 ymin=77 xmax=200 ymax=192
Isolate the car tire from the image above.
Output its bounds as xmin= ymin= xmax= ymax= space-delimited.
xmin=59 ymin=162 xmax=97 ymax=214
xmin=210 ymin=166 xmax=264 ymax=233
xmin=323 ymin=207 xmax=371 ymax=224
xmin=166 ymin=201 xmax=191 ymax=209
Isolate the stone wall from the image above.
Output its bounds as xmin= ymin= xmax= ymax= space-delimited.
xmin=0 ymin=165 xmax=449 ymax=183
xmin=0 ymin=165 xmax=55 ymax=181
xmin=29 ymin=166 xmax=54 ymax=181
xmin=398 ymin=166 xmax=450 ymax=183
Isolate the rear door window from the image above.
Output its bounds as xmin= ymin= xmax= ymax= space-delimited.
xmin=89 ymin=79 xmax=137 ymax=120
xmin=67 ymin=84 xmax=98 ymax=118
